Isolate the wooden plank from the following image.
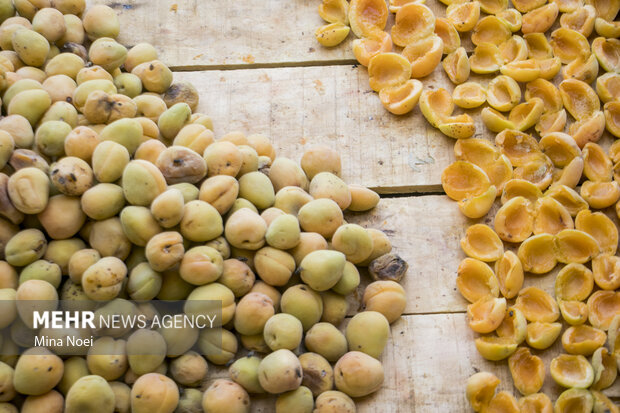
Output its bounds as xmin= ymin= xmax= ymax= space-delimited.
xmin=205 ymin=313 xmax=620 ymax=412
xmin=88 ymin=0 xmax=458 ymax=69
xmin=175 ymin=67 xmax=461 ymax=194
xmin=343 ymin=195 xmax=559 ymax=315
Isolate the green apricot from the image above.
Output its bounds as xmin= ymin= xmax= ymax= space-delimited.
xmin=281 ymin=284 xmax=323 ymax=331
xmin=114 ymin=73 xmax=142 ymax=98
xmin=276 ymin=386 xmax=314 ymax=413
xmin=257 ymin=349 xmax=302 ymax=394
xmin=0 ymin=289 xmax=16 ymax=329
xmin=228 ymin=355 xmax=264 ymax=394
xmin=58 ymin=357 xmax=89 ymax=395
xmin=126 ymin=329 xmax=167 ymax=375
xmin=92 ymin=141 xmax=130 ymax=183
xmin=13 ymin=347 xmax=63 ymax=396
xmin=127 ymin=262 xmax=162 ymax=301
xmin=7 ymin=89 xmax=51 ymax=126
xmin=238 ymin=171 xmax=275 ymax=210
xmin=0 ymin=362 xmax=14 ymax=402
xmin=176 ymin=388 xmax=203 ymax=413
xmin=265 ymin=213 xmax=300 ymax=249
xmin=321 ymin=291 xmax=349 ymax=326
xmin=158 ymin=102 xmax=191 ymax=140
xmin=39 ymin=101 xmax=78 ymax=127
xmin=263 ymin=313 xmax=303 ymax=351
xmin=3 ymin=80 xmax=43 ymax=111
xmin=170 ymin=351 xmax=207 ymax=387
xmin=345 ymin=311 xmax=389 ymax=359
xmin=72 ymin=79 xmax=117 ymax=111
xmin=332 ymin=261 xmax=360 ymax=295
xmin=297 ymin=199 xmax=343 ymax=239
xmin=12 ymin=29 xmax=49 ymax=67
xmin=86 ymin=337 xmax=128 ymax=381
xmin=0 ymin=0 xmax=14 ymax=24
xmin=299 ymin=250 xmax=346 ymax=291
xmin=273 ymin=186 xmax=313 ymax=215
xmin=198 ymin=328 xmax=237 ymax=366
xmin=81 ymin=183 xmax=125 ymax=220
xmin=82 ymin=5 xmax=120 ymax=40
xmin=309 ymin=172 xmax=351 ymax=210
xmin=156 ymin=270 xmax=193 ymax=301
xmin=124 ymin=43 xmax=158 ymax=73
xmin=0 ymin=131 xmax=13 ymax=170
xmin=331 ymin=224 xmax=373 ymax=264
xmin=120 ymin=206 xmax=163 ymax=247
xmin=170 ymin=182 xmax=199 ymax=203
xmin=122 ymin=160 xmax=167 ymax=206
xmin=100 ymin=118 xmax=143 ymax=155
xmin=304 ymin=322 xmax=348 ymax=362
xmin=158 ymin=317 xmax=199 ymax=357
xmin=65 ymin=375 xmax=115 ymax=413
xmin=88 ymin=37 xmax=127 ymax=72
xmin=19 ymin=260 xmax=61 ymax=288
xmin=4 ymin=228 xmax=46 ymax=267
xmin=180 ymin=200 xmax=223 ymax=242
xmin=109 ymin=381 xmax=131 ymax=413
xmin=269 ymin=157 xmax=309 ymax=192
xmin=34 ymin=120 xmax=71 ymax=157
xmin=150 ymin=188 xmax=184 ymax=228
xmin=45 ymin=53 xmax=84 ymax=79
xmin=0 ymin=403 xmax=16 ymax=413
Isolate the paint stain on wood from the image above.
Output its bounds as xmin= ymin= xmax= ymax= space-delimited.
xmin=242 ymin=54 xmax=255 ymax=64
xmin=170 ymin=3 xmax=178 ymax=12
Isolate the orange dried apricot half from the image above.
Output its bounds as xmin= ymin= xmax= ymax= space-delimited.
xmin=402 ymin=35 xmax=444 ymax=78
xmin=482 ymin=107 xmax=517 ymax=132
xmin=500 ymin=58 xmax=541 ymax=82
xmin=582 ymin=142 xmax=612 ymax=182
xmin=526 ymin=321 xmax=562 ymax=349
xmin=472 ymin=16 xmax=512 ymax=46
xmin=587 ymin=290 xmax=620 ymax=330
xmin=518 ymin=393 xmax=553 ymax=413
xmin=508 ymin=97 xmax=544 ymax=131
xmin=544 ymin=185 xmax=589 ymax=216
xmin=487 ymin=75 xmax=521 ymax=112
xmin=555 ymin=228 xmax=600 ymax=264
xmin=420 ymin=88 xmax=454 ymax=127
xmin=446 ymin=2 xmax=481 ymax=32
xmin=575 ymin=210 xmax=617 ymax=255
xmin=515 ymin=286 xmax=560 ymax=322
xmin=521 ymin=3 xmax=559 ymax=34
xmin=442 ymin=47 xmax=470 ymax=84
xmin=494 ymin=129 xmax=540 ymax=168
xmin=551 ymin=28 xmax=591 ymax=64
xmin=456 ymin=257 xmax=499 ymax=303
xmin=494 ymin=196 xmax=535 ymax=242
xmin=533 ymin=197 xmax=573 ymax=235
xmin=391 ymin=3 xmax=436 ymax=46
xmin=563 ymin=54 xmax=599 ymax=84
xmin=502 ymin=179 xmax=542 ymax=204
xmin=452 ymin=82 xmax=486 ymax=109
xmin=580 ymin=180 xmax=620 ymax=209
xmin=315 ymin=23 xmax=351 ymax=47
xmin=459 ymin=185 xmax=498 ymax=219
xmin=499 ymin=35 xmax=529 ymax=64
xmin=349 ymin=0 xmax=389 ymax=37
xmin=591 ymin=347 xmax=617 ymax=390
xmin=494 ymin=250 xmax=524 ymax=298
xmin=539 ymin=132 xmax=580 ymax=168
xmin=442 ymin=161 xmax=491 ymax=201
xmin=508 ymin=347 xmax=545 ymax=396
xmin=466 ymin=372 xmax=500 ymax=411
xmin=568 ymin=110 xmax=606 ymax=148
xmin=517 ymin=234 xmax=558 ymax=274
xmin=559 ymin=79 xmax=600 ymax=121
xmin=497 ymin=9 xmax=523 ymax=32
xmin=496 ymin=306 xmax=527 ymax=344
xmin=352 ymin=31 xmax=393 ymax=66
xmin=554 ymin=388 xmax=594 ymax=412
xmin=559 ymin=299 xmax=589 ymax=325
xmin=470 ymin=43 xmax=503 ymax=74
xmin=319 ymin=0 xmax=349 ymax=24
xmin=460 ymin=223 xmax=504 ymax=262
xmin=434 ymin=17 xmax=461 ymax=54
xmin=474 ymin=336 xmax=518 ymax=360
xmin=562 ymin=324 xmax=606 ymax=356
xmin=555 ymin=263 xmax=593 ymax=301
xmin=513 ymin=153 xmax=554 ymax=191
xmin=536 ymin=109 xmax=567 ymax=137
xmin=592 ymin=254 xmax=620 ymax=290
xmin=524 ymin=33 xmax=553 ymax=59
xmin=467 ymin=295 xmax=507 ymax=333
xmin=560 ymin=5 xmax=596 ymax=36
xmin=379 ymin=79 xmax=423 ymax=115
xmin=367 ymin=52 xmax=412 ymax=92
xmin=550 ymin=354 xmax=594 ymax=388
xmin=604 ymin=101 xmax=620 ymax=138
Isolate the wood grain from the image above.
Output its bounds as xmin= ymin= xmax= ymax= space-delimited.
xmin=88 ymin=0 xmax=465 ymax=69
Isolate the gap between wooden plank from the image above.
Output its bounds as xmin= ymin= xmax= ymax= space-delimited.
xmin=169 ymin=59 xmax=359 ymax=72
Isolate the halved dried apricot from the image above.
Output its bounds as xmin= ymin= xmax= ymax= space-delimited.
xmin=544 ymin=185 xmax=589 ymax=216
xmin=474 ymin=336 xmax=518 ymax=360
xmin=513 ymin=153 xmax=554 ymax=190
xmin=316 ymin=23 xmax=351 ymax=47
xmin=442 ymin=47 xmax=470 ymax=84
xmin=434 ymin=17 xmax=461 ymax=54
xmin=604 ymin=101 xmax=620 ymax=138
xmin=592 ymin=254 xmax=620 ymax=290
xmin=539 ymin=132 xmax=579 ymax=168
xmin=555 ymin=228 xmax=600 ymax=264
xmin=349 ymin=0 xmax=389 ymax=37
xmin=533 ymin=197 xmax=573 ymax=235
xmin=442 ymin=160 xmax=491 ymax=201
xmin=459 ymin=185 xmax=498 ymax=219
xmin=467 ymin=295 xmax=507 ymax=333
xmin=367 ymin=52 xmax=412 ymax=92
xmin=487 ymin=76 xmax=521 ymax=112
xmin=590 ymin=347 xmax=617 ymax=390
xmin=482 ymin=107 xmax=516 ymax=132
xmin=496 ymin=306 xmax=527 ymax=343
xmin=521 ymin=3 xmax=559 ymax=34
xmin=461 ymin=223 xmax=504 ymax=261
xmin=508 ymin=98 xmax=544 ymax=131
xmin=500 ymin=58 xmax=540 ymax=82
xmin=561 ymin=324 xmax=606 ymax=355
xmin=472 ymin=16 xmax=512 ymax=46
xmin=495 ymin=129 xmax=539 ymax=167
xmin=569 ymin=110 xmax=606 ymax=148
xmin=559 ymin=79 xmax=600 ymax=121
xmin=526 ymin=321 xmax=562 ymax=349
xmin=502 ymin=179 xmax=543 ymax=204
xmin=594 ymin=17 xmax=620 ymax=38
xmin=555 ymin=263 xmax=593 ymax=301
xmin=466 ymin=372 xmax=500 ymax=411
xmin=588 ymin=290 xmax=620 ymax=330
xmin=379 ymin=79 xmax=423 ymax=115
xmin=552 ymin=156 xmax=584 ymax=189
xmin=352 ymin=31 xmax=393 ymax=66
xmin=495 ymin=250 xmax=524 ymax=298
xmin=470 ymin=43 xmax=503 ymax=74
xmin=446 ymin=1 xmax=481 ymax=32
xmin=536 ymin=109 xmax=567 ymax=136
xmin=524 ymin=33 xmax=553 ymax=59
xmin=550 ymin=355 xmax=594 ymax=388
xmin=319 ymin=0 xmax=349 ymax=23
xmin=575 ymin=210 xmax=618 ymax=255
xmin=457 ymin=257 xmax=499 ymax=303
xmin=560 ymin=5 xmax=596 ymax=36
xmin=518 ymin=393 xmax=553 ymax=413
xmin=438 ymin=114 xmax=476 ymax=139
xmin=494 ymin=196 xmax=535 ymax=242
xmin=497 ymin=9 xmax=523 ymax=31
xmin=420 ymin=88 xmax=454 ymax=127
xmin=402 ymin=35 xmax=444 ymax=78
xmin=551 ymin=28 xmax=591 ymax=63
xmin=499 ymin=35 xmax=529 ymax=63
xmin=554 ymin=388 xmax=594 ymax=412
xmin=583 ymin=142 xmax=612 ymax=182
xmin=563 ymin=54 xmax=599 ymax=84
xmin=518 ymin=234 xmax=558 ymax=274
xmin=580 ymin=180 xmax=620 ymax=209
xmin=516 ymin=286 xmax=560 ymax=322
xmin=391 ymin=3 xmax=436 ymax=46
xmin=559 ymin=299 xmax=589 ymax=325
xmin=508 ymin=347 xmax=545 ymax=396
xmin=453 ymin=82 xmax=486 ymax=108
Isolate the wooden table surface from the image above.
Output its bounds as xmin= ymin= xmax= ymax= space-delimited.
xmin=89 ymin=0 xmax=620 ymax=410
